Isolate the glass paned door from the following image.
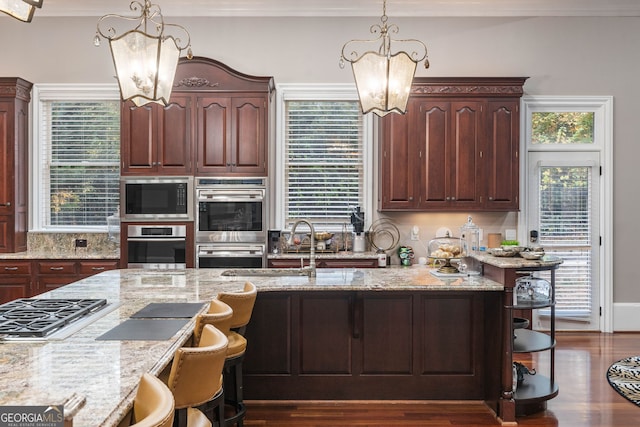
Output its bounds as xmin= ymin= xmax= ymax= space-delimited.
xmin=527 ymin=152 xmax=600 ymax=330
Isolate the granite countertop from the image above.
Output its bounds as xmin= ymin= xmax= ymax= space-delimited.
xmin=0 ymin=266 xmax=503 ymax=427
xmin=472 ymin=253 xmax=563 ymax=269
xmin=0 ymin=248 xmax=120 ymax=260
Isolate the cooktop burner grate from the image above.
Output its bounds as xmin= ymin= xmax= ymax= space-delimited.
xmin=0 ymin=298 xmax=108 ymax=338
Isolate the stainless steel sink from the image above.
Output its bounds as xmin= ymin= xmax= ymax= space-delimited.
xmin=221 ymin=268 xmax=312 ymax=277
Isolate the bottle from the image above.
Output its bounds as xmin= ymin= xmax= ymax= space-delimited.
xmin=377 ymin=250 xmax=387 ymax=268
xmin=353 ymin=232 xmax=365 ymax=252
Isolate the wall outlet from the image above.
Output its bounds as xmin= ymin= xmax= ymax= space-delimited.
xmin=75 ymin=238 xmax=87 ymax=248
xmin=410 ymin=225 xmax=419 ymax=241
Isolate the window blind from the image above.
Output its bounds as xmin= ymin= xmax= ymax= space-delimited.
xmin=40 ymin=100 xmax=120 ymax=228
xmin=285 ymin=101 xmax=364 ymax=228
xmin=538 ymin=166 xmax=592 ymax=318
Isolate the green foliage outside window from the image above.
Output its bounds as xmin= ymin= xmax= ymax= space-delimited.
xmin=531 ymin=112 xmax=594 ymax=144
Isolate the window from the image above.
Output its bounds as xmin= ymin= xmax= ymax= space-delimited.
xmin=531 ymin=112 xmax=594 ymax=145
xmin=275 ymin=84 xmax=373 ymax=230
xmin=32 ymin=85 xmax=121 ymax=231
xmin=522 ymin=96 xmax=613 ymax=331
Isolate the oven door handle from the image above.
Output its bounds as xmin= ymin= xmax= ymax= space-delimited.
xmin=198 ymin=249 xmax=264 ymax=257
xmin=197 ymin=190 xmax=265 ymax=201
xmin=127 ymin=237 xmax=186 ymax=242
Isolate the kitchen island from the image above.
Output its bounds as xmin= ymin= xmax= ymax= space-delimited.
xmin=0 ymin=258 xmax=560 ymax=426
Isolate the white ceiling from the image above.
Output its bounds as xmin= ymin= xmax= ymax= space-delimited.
xmin=35 ymin=0 xmax=640 ymax=18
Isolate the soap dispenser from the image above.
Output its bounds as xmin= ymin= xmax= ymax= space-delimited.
xmin=107 ymin=207 xmax=120 ymax=244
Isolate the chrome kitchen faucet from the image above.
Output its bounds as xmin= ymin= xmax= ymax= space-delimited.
xmin=288 ymin=219 xmax=316 ymax=277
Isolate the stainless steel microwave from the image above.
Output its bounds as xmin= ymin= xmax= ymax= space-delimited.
xmin=121 ymin=176 xmax=193 ymax=221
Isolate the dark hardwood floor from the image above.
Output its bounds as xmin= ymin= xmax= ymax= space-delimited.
xmin=243 ymin=332 xmax=640 ymax=426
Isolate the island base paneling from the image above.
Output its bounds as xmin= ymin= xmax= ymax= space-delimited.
xmin=243 ymin=290 xmax=503 ymax=403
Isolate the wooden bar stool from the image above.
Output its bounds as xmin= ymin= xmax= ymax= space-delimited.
xmin=192 ymin=299 xmax=233 ymax=347
xmin=127 ymin=373 xmax=175 ymax=427
xmin=216 ymin=281 xmax=257 ymax=427
xmin=165 ymin=324 xmax=228 ymax=427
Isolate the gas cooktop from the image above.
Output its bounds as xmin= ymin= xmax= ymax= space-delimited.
xmin=0 ymin=298 xmax=108 ymax=338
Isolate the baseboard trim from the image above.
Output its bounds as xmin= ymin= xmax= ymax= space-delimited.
xmin=614 ymin=303 xmax=640 ymax=331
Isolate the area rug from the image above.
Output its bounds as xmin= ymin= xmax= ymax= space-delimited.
xmin=606 ymin=356 xmax=640 ymax=406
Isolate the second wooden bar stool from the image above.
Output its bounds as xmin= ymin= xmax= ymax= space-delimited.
xmin=216 ymin=281 xmax=257 ymax=427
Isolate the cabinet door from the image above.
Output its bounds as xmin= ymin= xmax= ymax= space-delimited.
xmin=78 ymin=260 xmax=120 ymax=277
xmin=36 ymin=260 xmax=76 ymax=275
xmin=33 ymin=275 xmax=78 ymax=296
xmin=485 ymin=100 xmax=519 ymax=210
xmin=320 ymin=259 xmax=378 ymax=268
xmin=196 ymin=96 xmax=231 ymax=175
xmin=231 ymin=97 xmax=267 ymax=175
xmin=268 ymin=259 xmax=309 ymax=268
xmin=0 ymin=98 xmax=28 ymax=252
xmin=379 ymin=105 xmax=419 ymax=210
xmin=157 ymin=95 xmax=192 ymax=174
xmin=0 ymin=101 xmax=13 ymax=216
xmin=416 ymin=101 xmax=451 ymax=208
xmin=120 ymin=102 xmax=157 ymax=174
xmin=359 ymin=293 xmax=414 ymax=374
xmin=0 ymin=260 xmax=32 ymax=302
xmin=0 ymin=215 xmax=13 ymax=253
xmin=299 ymin=293 xmax=353 ymax=374
xmin=448 ymin=101 xmax=484 ymax=209
xmin=0 ymin=276 xmax=30 ymax=303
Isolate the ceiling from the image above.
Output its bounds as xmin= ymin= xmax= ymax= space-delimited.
xmin=33 ymin=0 xmax=640 ymax=18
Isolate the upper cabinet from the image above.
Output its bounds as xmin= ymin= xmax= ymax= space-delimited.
xmin=196 ymin=96 xmax=267 ymax=175
xmin=0 ymin=78 xmax=32 ymax=253
xmin=120 ymin=57 xmax=274 ymax=177
xmin=379 ymin=77 xmax=526 ymax=212
xmin=121 ymin=94 xmax=193 ymax=175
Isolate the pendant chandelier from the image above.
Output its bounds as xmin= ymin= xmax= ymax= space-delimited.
xmin=94 ymin=0 xmax=193 ymax=107
xmin=339 ymin=0 xmax=429 ymax=117
xmin=0 ymin=0 xmax=43 ymax=22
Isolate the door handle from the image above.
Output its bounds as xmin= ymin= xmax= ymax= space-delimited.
xmin=351 ymin=293 xmax=361 ymax=339
xmin=0 ymin=202 xmax=11 ymax=207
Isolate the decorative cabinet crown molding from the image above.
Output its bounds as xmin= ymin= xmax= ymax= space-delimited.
xmin=411 ymin=77 xmax=527 ymax=97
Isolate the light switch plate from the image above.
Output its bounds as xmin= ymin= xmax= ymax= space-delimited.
xmin=505 ymin=229 xmax=517 ymax=241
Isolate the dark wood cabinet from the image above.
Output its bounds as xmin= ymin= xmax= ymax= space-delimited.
xmin=379 ymin=77 xmax=526 ymax=212
xmin=485 ymin=100 xmax=520 ymax=210
xmin=379 ymin=109 xmax=418 ymax=209
xmin=0 ymin=260 xmax=31 ymax=303
xmin=0 ymin=78 xmax=32 ymax=252
xmin=120 ymin=95 xmax=193 ymax=175
xmin=195 ymin=95 xmax=268 ymax=176
xmin=121 ymin=57 xmax=274 ymax=178
xmin=78 ymin=260 xmax=120 ymax=277
xmin=243 ymin=290 xmax=502 ymax=400
xmin=267 ymin=257 xmax=378 ymax=269
xmin=0 ymin=259 xmax=121 ymax=298
xmin=418 ymin=100 xmax=484 ymax=210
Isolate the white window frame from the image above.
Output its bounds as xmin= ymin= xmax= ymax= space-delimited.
xmin=30 ymin=83 xmax=121 ymax=232
xmin=273 ymin=83 xmax=374 ymax=231
xmin=519 ymin=95 xmax=613 ymax=332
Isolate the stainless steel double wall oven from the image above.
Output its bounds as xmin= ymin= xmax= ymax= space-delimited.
xmin=196 ymin=177 xmax=267 ymax=268
xmin=121 ymin=177 xmax=193 ymax=269
xmin=120 ymin=176 xmax=267 ymax=268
